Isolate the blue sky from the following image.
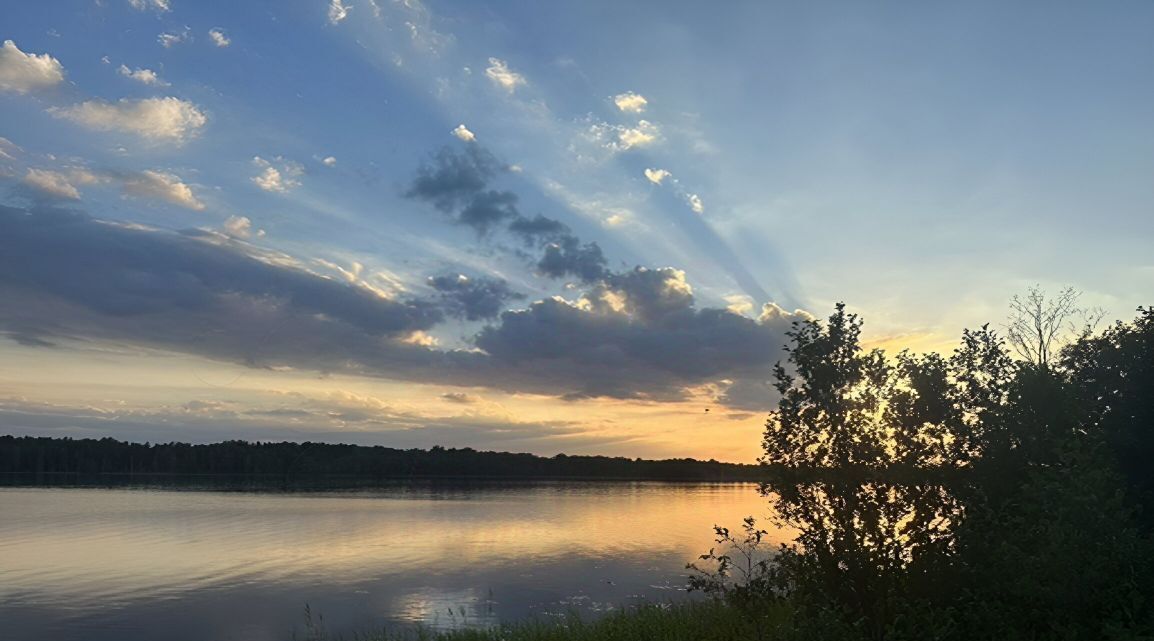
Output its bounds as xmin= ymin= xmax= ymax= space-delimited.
xmin=1 ymin=0 xmax=1152 ymax=460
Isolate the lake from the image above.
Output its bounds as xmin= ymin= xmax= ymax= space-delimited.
xmin=0 ymin=482 xmax=788 ymax=641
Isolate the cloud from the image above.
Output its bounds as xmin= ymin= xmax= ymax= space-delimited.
xmin=537 ymin=238 xmax=608 ymax=282
xmin=322 ymin=156 xmax=337 ymax=167
xmin=0 ymin=204 xmax=807 ymax=407
xmin=428 ymin=273 xmax=525 ymax=321
xmin=222 ymin=215 xmax=263 ymax=239
xmin=0 ymin=206 xmax=443 ymax=356
xmin=118 ymin=64 xmax=168 ymax=86
xmin=485 ymin=58 xmax=526 ymax=93
xmin=613 ymin=92 xmax=648 ymax=113
xmin=474 ymin=292 xmax=803 ymax=402
xmin=120 ymin=170 xmax=205 ymax=210
xmin=208 ymin=29 xmax=230 ymax=48
xmin=586 ymin=119 xmax=660 ymax=151
xmin=157 ymin=30 xmax=188 ymax=48
xmin=644 ymin=168 xmax=670 ymax=185
xmin=251 ymin=156 xmax=303 ymax=193
xmin=687 ymin=193 xmax=704 ymax=214
xmin=0 ymin=40 xmax=65 ymax=94
xmin=128 ymin=0 xmax=170 ymax=11
xmin=22 ymin=169 xmax=81 ymax=200
xmin=0 ymin=137 xmax=20 ymax=161
xmin=329 ymin=0 xmax=351 ymax=25
xmin=452 ymin=124 xmax=476 ymax=142
xmin=50 ymin=97 xmax=207 ymax=144
xmin=440 ymin=391 xmax=481 ymax=404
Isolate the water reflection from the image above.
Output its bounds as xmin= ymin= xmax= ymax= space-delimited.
xmin=0 ymin=483 xmax=787 ymax=641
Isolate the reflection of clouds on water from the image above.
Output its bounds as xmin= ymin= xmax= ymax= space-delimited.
xmin=0 ymin=483 xmax=787 ymax=641
xmin=391 ymin=587 xmax=497 ymax=631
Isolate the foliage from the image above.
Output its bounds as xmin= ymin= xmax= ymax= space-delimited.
xmin=0 ymin=436 xmax=765 ymax=484
xmin=701 ymin=298 xmax=1154 ymax=640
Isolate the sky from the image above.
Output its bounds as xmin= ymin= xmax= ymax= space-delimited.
xmin=1 ymin=1 xmax=1152 ymax=462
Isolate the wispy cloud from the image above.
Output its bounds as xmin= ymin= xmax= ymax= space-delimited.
xmin=485 ymin=58 xmax=526 ymax=93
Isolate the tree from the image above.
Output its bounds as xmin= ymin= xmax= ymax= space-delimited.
xmin=760 ymin=304 xmax=969 ymax=638
xmin=1004 ymin=285 xmax=1101 ymax=367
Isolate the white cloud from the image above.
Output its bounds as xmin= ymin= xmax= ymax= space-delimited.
xmin=121 ymin=170 xmax=205 ymax=210
xmin=613 ymin=91 xmax=648 ymax=113
xmin=451 ymin=124 xmax=475 ymax=142
xmin=328 ymin=0 xmax=351 ymax=24
xmin=129 ymin=0 xmax=170 ymax=11
xmin=118 ymin=64 xmax=168 ymax=86
xmin=322 ymin=156 xmax=337 ymax=167
xmin=0 ymin=40 xmax=65 ymax=94
xmin=157 ymin=30 xmax=188 ymax=48
xmin=485 ymin=58 xmax=525 ymax=93
xmin=222 ymin=215 xmax=264 ymax=238
xmin=251 ymin=156 xmax=303 ymax=193
xmin=50 ymin=97 xmax=207 ymax=144
xmin=687 ymin=193 xmax=704 ymax=214
xmin=587 ymin=119 xmax=660 ymax=152
xmin=22 ymin=169 xmax=81 ymax=200
xmin=208 ymin=29 xmax=231 ymax=48
xmin=644 ymin=168 xmax=670 ymax=185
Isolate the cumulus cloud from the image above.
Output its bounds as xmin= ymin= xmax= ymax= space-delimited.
xmin=644 ymin=168 xmax=670 ymax=185
xmin=485 ymin=58 xmax=526 ymax=93
xmin=222 ymin=215 xmax=263 ymax=239
xmin=613 ymin=91 xmax=648 ymax=113
xmin=50 ymin=97 xmax=207 ymax=144
xmin=322 ymin=156 xmax=337 ymax=167
xmin=22 ymin=169 xmax=81 ymax=200
xmin=328 ymin=0 xmax=351 ymax=24
xmin=129 ymin=0 xmax=170 ymax=11
xmin=208 ymin=28 xmax=230 ymax=47
xmin=0 ymin=40 xmax=65 ymax=94
xmin=118 ymin=64 xmax=168 ymax=86
xmin=452 ymin=124 xmax=476 ymax=142
xmin=428 ymin=274 xmax=525 ymax=321
xmin=120 ymin=170 xmax=205 ymax=210
xmin=251 ymin=156 xmax=303 ymax=193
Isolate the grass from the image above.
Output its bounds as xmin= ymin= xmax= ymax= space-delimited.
xmin=303 ymin=600 xmax=793 ymax=641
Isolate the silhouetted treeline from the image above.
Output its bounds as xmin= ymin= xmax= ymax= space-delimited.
xmin=689 ymin=300 xmax=1154 ymax=641
xmin=0 ymin=436 xmax=765 ymax=483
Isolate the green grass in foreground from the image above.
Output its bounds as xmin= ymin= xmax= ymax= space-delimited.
xmin=307 ymin=600 xmax=790 ymax=641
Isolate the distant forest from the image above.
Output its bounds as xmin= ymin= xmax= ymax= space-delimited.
xmin=0 ymin=436 xmax=765 ymax=483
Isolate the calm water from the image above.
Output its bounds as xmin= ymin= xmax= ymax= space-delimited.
xmin=0 ymin=483 xmax=787 ymax=641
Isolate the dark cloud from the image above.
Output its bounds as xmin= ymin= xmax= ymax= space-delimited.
xmin=405 ymin=145 xmax=503 ymax=214
xmin=0 ymin=204 xmax=805 ymax=408
xmin=508 ymin=214 xmax=568 ymax=244
xmin=428 ymin=273 xmax=525 ymax=321
xmin=537 ymin=237 xmax=608 ymax=282
xmin=0 ymin=206 xmax=441 ymax=336
xmin=474 ymin=293 xmax=799 ymax=401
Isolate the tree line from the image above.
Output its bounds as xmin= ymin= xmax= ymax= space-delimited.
xmin=0 ymin=436 xmax=766 ymax=483
xmin=691 ymin=291 xmax=1153 ymax=640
